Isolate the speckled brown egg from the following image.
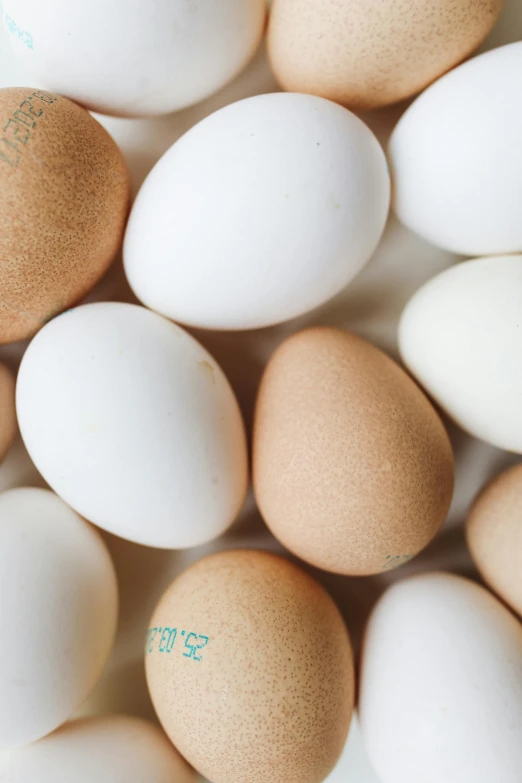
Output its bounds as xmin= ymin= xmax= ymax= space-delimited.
xmin=467 ymin=463 xmax=522 ymax=617
xmin=0 ymin=362 xmax=16 ymax=461
xmin=145 ymin=549 xmax=354 ymax=783
xmin=267 ymin=0 xmax=503 ymax=110
xmin=0 ymin=87 xmax=130 ymax=343
xmin=253 ymin=327 xmax=454 ymax=576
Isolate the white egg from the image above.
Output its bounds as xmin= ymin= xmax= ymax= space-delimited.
xmin=389 ymin=42 xmax=522 ymax=255
xmin=359 ymin=572 xmax=522 ymax=783
xmin=399 ymin=255 xmax=522 ymax=452
xmin=0 ymin=715 xmax=196 ymax=782
xmin=16 ymin=303 xmax=248 ymax=548
xmin=2 ymin=0 xmax=265 ymax=117
xmin=0 ymin=488 xmax=117 ymax=750
xmin=124 ymin=92 xmax=390 ymax=330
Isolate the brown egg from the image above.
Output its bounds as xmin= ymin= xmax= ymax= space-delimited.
xmin=467 ymin=463 xmax=522 ymax=616
xmin=0 ymin=87 xmax=130 ymax=343
xmin=268 ymin=0 xmax=502 ymax=110
xmin=145 ymin=549 xmax=354 ymax=783
xmin=253 ymin=327 xmax=454 ymax=576
xmin=0 ymin=362 xmax=16 ymax=461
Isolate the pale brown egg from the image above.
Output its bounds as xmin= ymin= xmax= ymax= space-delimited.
xmin=145 ymin=549 xmax=354 ymax=783
xmin=0 ymin=362 xmax=16 ymax=461
xmin=467 ymin=463 xmax=522 ymax=616
xmin=268 ymin=0 xmax=503 ymax=110
xmin=0 ymin=87 xmax=130 ymax=343
xmin=253 ymin=327 xmax=454 ymax=576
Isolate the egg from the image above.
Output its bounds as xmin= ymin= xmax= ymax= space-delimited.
xmin=124 ymin=92 xmax=390 ymax=330
xmin=399 ymin=255 xmax=522 ymax=452
xmin=145 ymin=549 xmax=354 ymax=783
xmin=390 ymin=42 xmax=522 ymax=255
xmin=268 ymin=0 xmax=501 ymax=110
xmin=0 ymin=87 xmax=129 ymax=344
xmin=0 ymin=715 xmax=196 ymax=782
xmin=253 ymin=327 xmax=454 ymax=576
xmin=16 ymin=302 xmax=248 ymax=548
xmin=3 ymin=0 xmax=265 ymax=117
xmin=0 ymin=362 xmax=16 ymax=461
xmin=467 ymin=463 xmax=522 ymax=616
xmin=359 ymin=572 xmax=522 ymax=783
xmin=0 ymin=487 xmax=117 ymax=750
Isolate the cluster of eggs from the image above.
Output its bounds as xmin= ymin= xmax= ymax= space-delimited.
xmin=1 ymin=1 xmax=522 ymax=782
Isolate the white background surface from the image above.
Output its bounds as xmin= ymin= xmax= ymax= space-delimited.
xmin=1 ymin=2 xmax=522 ymax=780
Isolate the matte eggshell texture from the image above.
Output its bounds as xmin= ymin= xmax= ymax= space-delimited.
xmin=253 ymin=327 xmax=454 ymax=576
xmin=0 ymin=87 xmax=130 ymax=343
xmin=268 ymin=0 xmax=501 ymax=110
xmin=124 ymin=92 xmax=390 ymax=330
xmin=467 ymin=463 xmax=522 ymax=617
xmin=399 ymin=255 xmax=522 ymax=452
xmin=359 ymin=573 xmax=522 ymax=783
xmin=16 ymin=302 xmax=248 ymax=548
xmin=4 ymin=0 xmax=266 ymax=117
xmin=146 ymin=550 xmax=354 ymax=783
xmin=0 ymin=488 xmax=118 ymax=750
xmin=0 ymin=715 xmax=196 ymax=783
xmin=389 ymin=43 xmax=522 ymax=255
xmin=0 ymin=362 xmax=16 ymax=461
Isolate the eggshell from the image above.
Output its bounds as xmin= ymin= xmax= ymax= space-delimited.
xmin=145 ymin=549 xmax=354 ymax=783
xmin=399 ymin=255 xmax=522 ymax=452
xmin=467 ymin=463 xmax=522 ymax=616
xmin=0 ymin=487 xmax=118 ymax=750
xmin=253 ymin=327 xmax=454 ymax=576
xmin=16 ymin=302 xmax=248 ymax=548
xmin=3 ymin=0 xmax=266 ymax=117
xmin=359 ymin=572 xmax=522 ymax=783
xmin=124 ymin=92 xmax=390 ymax=330
xmin=0 ymin=87 xmax=130 ymax=343
xmin=268 ymin=0 xmax=501 ymax=110
xmin=0 ymin=715 xmax=196 ymax=782
xmin=390 ymin=43 xmax=522 ymax=255
xmin=0 ymin=362 xmax=16 ymax=461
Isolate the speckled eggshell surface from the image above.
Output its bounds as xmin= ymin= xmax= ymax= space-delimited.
xmin=268 ymin=0 xmax=502 ymax=110
xmin=253 ymin=327 xmax=454 ymax=575
xmin=0 ymin=715 xmax=197 ymax=783
xmin=0 ymin=87 xmax=130 ymax=343
xmin=467 ymin=464 xmax=522 ymax=617
xmin=0 ymin=362 xmax=16 ymax=461
xmin=145 ymin=550 xmax=354 ymax=783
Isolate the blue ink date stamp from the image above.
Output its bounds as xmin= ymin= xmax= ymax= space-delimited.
xmin=4 ymin=13 xmax=34 ymax=50
xmin=146 ymin=626 xmax=209 ymax=662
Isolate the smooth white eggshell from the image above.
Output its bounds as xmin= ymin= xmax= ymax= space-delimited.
xmin=390 ymin=42 xmax=522 ymax=255
xmin=2 ymin=0 xmax=266 ymax=116
xmin=0 ymin=715 xmax=196 ymax=782
xmin=124 ymin=92 xmax=390 ymax=330
xmin=360 ymin=572 xmax=522 ymax=783
xmin=16 ymin=303 xmax=248 ymax=548
xmin=0 ymin=488 xmax=118 ymax=750
xmin=399 ymin=255 xmax=522 ymax=452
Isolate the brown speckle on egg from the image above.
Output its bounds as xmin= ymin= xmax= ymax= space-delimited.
xmin=268 ymin=0 xmax=503 ymax=110
xmin=253 ymin=327 xmax=454 ymax=576
xmin=145 ymin=549 xmax=354 ymax=783
xmin=0 ymin=87 xmax=130 ymax=343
